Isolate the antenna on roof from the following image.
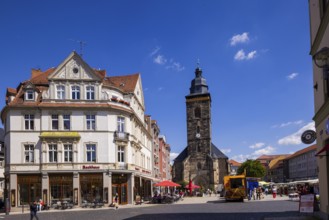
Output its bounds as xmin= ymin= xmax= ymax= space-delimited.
xmin=78 ymin=40 xmax=87 ymax=57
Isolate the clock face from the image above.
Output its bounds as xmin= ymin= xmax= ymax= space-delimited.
xmin=196 ymin=133 xmax=201 ymax=138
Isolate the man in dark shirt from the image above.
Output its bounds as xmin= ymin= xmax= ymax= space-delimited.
xmin=30 ymin=201 xmax=39 ymax=220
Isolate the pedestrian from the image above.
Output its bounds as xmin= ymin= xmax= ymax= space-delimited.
xmin=256 ymin=187 xmax=261 ymax=200
xmin=265 ymin=188 xmax=268 ymax=196
xmin=272 ymin=186 xmax=277 ymax=199
xmin=253 ymin=188 xmax=256 ymax=200
xmin=114 ymin=193 xmax=119 ymax=209
xmin=30 ymin=200 xmax=39 ymax=220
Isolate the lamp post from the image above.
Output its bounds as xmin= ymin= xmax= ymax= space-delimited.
xmin=313 ymin=47 xmax=329 ymax=96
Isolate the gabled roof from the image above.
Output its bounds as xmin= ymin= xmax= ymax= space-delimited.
xmin=229 ymin=159 xmax=241 ymax=167
xmin=285 ymin=144 xmax=317 ymax=160
xmin=104 ymin=73 xmax=140 ymax=93
xmin=256 ymin=154 xmax=289 ymax=160
xmin=268 ymin=155 xmax=289 ymax=169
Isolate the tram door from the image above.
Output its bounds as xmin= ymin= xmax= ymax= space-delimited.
xmin=112 ymin=183 xmax=127 ymax=205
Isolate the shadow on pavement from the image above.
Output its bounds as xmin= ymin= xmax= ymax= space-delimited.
xmin=123 ymin=212 xmax=317 ymax=220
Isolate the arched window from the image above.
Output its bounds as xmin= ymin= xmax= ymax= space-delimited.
xmin=194 ymin=107 xmax=201 ymax=118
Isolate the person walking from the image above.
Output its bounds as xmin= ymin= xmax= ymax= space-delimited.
xmin=114 ymin=193 xmax=119 ymax=209
xmin=30 ymin=201 xmax=39 ymax=220
xmin=272 ymin=186 xmax=277 ymax=199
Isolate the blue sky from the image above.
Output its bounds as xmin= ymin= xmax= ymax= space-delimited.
xmin=0 ymin=0 xmax=315 ymax=163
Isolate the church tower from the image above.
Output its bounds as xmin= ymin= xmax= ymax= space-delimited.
xmin=173 ymin=65 xmax=228 ymax=192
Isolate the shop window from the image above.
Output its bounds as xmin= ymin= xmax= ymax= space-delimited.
xmin=18 ymin=175 xmax=42 ymax=206
xmin=49 ymin=175 xmax=73 ymax=205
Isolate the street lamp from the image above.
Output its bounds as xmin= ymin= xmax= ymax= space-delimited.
xmin=313 ymin=47 xmax=329 ymax=95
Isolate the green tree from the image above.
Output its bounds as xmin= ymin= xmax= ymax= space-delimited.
xmin=237 ymin=159 xmax=266 ymax=177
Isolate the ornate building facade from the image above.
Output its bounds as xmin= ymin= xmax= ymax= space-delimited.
xmin=0 ymin=52 xmax=159 ymax=208
xmin=172 ymin=67 xmax=228 ymax=192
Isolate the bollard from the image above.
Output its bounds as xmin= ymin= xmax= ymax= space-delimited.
xmin=21 ymin=200 xmax=24 ymax=213
xmin=5 ymin=198 xmax=9 ymax=215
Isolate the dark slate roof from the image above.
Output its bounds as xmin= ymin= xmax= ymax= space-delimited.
xmin=174 ymin=146 xmax=188 ymax=162
xmin=174 ymin=143 xmax=228 ymax=162
xmin=211 ymin=143 xmax=228 ymax=159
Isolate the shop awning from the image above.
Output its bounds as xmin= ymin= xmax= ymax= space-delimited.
xmin=40 ymin=131 xmax=81 ymax=139
xmin=315 ymin=144 xmax=329 ymax=156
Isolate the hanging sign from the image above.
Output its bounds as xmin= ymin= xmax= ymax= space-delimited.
xmin=301 ymin=130 xmax=316 ymax=144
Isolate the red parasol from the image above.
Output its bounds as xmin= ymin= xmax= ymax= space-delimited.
xmin=154 ymin=180 xmax=181 ymax=187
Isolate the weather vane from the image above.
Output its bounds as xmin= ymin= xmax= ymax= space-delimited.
xmin=78 ymin=40 xmax=87 ymax=57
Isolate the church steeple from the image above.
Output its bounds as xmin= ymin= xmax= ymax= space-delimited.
xmin=189 ymin=66 xmax=209 ymax=95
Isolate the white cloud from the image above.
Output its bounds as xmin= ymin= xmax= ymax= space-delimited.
xmin=249 ymin=142 xmax=265 ymax=149
xmin=278 ymin=121 xmax=315 ymax=145
xmin=153 ymin=55 xmax=167 ymax=65
xmin=220 ymin=148 xmax=231 ymax=154
xmin=234 ymin=49 xmax=257 ymax=61
xmin=287 ymin=72 xmax=299 ymax=80
xmin=166 ymin=62 xmax=185 ymax=72
xmin=252 ymin=146 xmax=276 ymax=156
xmin=150 ymin=46 xmax=160 ymax=57
xmin=231 ymin=154 xmax=251 ymax=163
xmin=231 ymin=145 xmax=276 ymax=163
xmin=170 ymin=152 xmax=179 ymax=165
xmin=272 ymin=120 xmax=304 ymax=128
xmin=230 ymin=32 xmax=249 ymax=46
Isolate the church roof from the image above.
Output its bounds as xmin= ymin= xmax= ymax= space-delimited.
xmin=174 ymin=143 xmax=228 ymax=162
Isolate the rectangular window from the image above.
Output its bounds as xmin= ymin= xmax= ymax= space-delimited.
xmin=24 ymin=144 xmax=34 ymax=163
xmin=71 ymin=86 xmax=80 ymax=100
xmin=86 ymin=114 xmax=96 ymax=130
xmin=64 ymin=144 xmax=73 ymax=162
xmin=52 ymin=115 xmax=59 ymax=130
xmin=118 ymin=146 xmax=125 ymax=163
xmin=86 ymin=144 xmax=96 ymax=162
xmin=57 ymin=85 xmax=65 ymax=99
xmin=86 ymin=86 xmax=95 ymax=100
xmin=63 ymin=115 xmax=71 ymax=130
xmin=117 ymin=117 xmax=125 ymax=132
xmin=49 ymin=144 xmax=58 ymax=162
xmin=24 ymin=114 xmax=34 ymax=130
xmin=26 ymin=90 xmax=34 ymax=100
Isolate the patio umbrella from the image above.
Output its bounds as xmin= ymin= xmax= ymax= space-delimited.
xmin=154 ymin=180 xmax=181 ymax=187
xmin=185 ymin=183 xmax=200 ymax=189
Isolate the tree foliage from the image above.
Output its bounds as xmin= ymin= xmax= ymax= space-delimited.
xmin=237 ymin=159 xmax=266 ymax=177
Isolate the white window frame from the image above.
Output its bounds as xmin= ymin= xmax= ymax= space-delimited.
xmin=117 ymin=116 xmax=125 ymax=132
xmin=86 ymin=114 xmax=96 ymax=130
xmin=71 ymin=85 xmax=80 ymax=100
xmin=56 ymin=85 xmax=65 ymax=99
xmin=24 ymin=114 xmax=34 ymax=130
xmin=64 ymin=144 xmax=73 ymax=162
xmin=86 ymin=144 xmax=96 ymax=162
xmin=48 ymin=144 xmax=58 ymax=163
xmin=118 ymin=145 xmax=125 ymax=163
xmin=25 ymin=90 xmax=34 ymax=101
xmin=51 ymin=114 xmax=59 ymax=130
xmin=63 ymin=114 xmax=71 ymax=130
xmin=24 ymin=144 xmax=34 ymax=163
xmin=86 ymin=86 xmax=95 ymax=100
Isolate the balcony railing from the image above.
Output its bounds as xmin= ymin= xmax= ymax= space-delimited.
xmin=114 ymin=131 xmax=129 ymax=142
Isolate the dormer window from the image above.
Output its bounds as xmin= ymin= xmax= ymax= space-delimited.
xmin=25 ymin=90 xmax=34 ymax=101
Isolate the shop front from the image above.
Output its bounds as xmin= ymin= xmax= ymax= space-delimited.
xmin=49 ymin=174 xmax=73 ymax=206
xmin=17 ymin=175 xmax=42 ymax=206
xmin=80 ymin=173 xmax=103 ymax=203
xmin=112 ymin=174 xmax=128 ymax=205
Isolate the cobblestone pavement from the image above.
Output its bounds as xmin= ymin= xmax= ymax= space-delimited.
xmin=0 ymin=194 xmax=322 ymax=220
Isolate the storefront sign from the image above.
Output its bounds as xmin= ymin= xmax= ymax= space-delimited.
xmin=299 ymin=194 xmax=314 ymax=213
xmin=82 ymin=165 xmax=100 ymax=169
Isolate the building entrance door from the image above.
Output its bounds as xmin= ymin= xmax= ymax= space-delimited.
xmin=112 ymin=183 xmax=127 ymax=205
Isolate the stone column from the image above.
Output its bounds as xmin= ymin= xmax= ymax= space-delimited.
xmin=128 ymin=173 xmax=134 ymax=204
